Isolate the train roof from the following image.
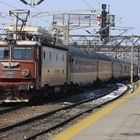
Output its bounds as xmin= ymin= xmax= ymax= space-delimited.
xmin=68 ymin=46 xmax=111 ymax=61
xmin=95 ymin=53 xmax=111 ymax=61
xmin=16 ymin=40 xmax=41 ymax=46
xmin=110 ymin=56 xmax=130 ymax=64
xmin=68 ymin=46 xmax=97 ymax=59
xmin=109 ymin=57 xmax=122 ymax=62
xmin=41 ymin=41 xmax=68 ymax=51
xmin=0 ymin=41 xmax=9 ymax=46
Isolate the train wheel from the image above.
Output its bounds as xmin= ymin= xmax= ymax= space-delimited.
xmin=48 ymin=87 xmax=55 ymax=99
xmin=60 ymin=85 xmax=66 ymax=98
xmin=63 ymin=83 xmax=68 ymax=97
xmin=74 ymin=83 xmax=79 ymax=91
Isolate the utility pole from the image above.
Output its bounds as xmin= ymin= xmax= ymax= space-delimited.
xmin=130 ymin=34 xmax=134 ymax=84
xmin=138 ymin=48 xmax=140 ymax=77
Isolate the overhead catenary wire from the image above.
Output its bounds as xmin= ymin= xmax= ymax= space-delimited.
xmin=0 ymin=0 xmax=49 ymax=26
xmin=82 ymin=0 xmax=94 ymax=10
xmin=0 ymin=1 xmax=18 ymax=28
xmin=0 ymin=0 xmax=16 ymax=9
xmin=29 ymin=6 xmax=50 ymax=24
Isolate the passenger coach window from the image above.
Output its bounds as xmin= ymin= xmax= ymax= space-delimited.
xmin=44 ymin=51 xmax=46 ymax=59
xmin=12 ymin=47 xmax=32 ymax=59
xmin=56 ymin=53 xmax=58 ymax=61
xmin=49 ymin=52 xmax=51 ymax=60
xmin=0 ymin=47 xmax=9 ymax=59
xmin=62 ymin=54 xmax=64 ymax=61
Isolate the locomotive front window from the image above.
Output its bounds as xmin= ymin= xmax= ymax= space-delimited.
xmin=12 ymin=47 xmax=32 ymax=59
xmin=0 ymin=47 xmax=9 ymax=59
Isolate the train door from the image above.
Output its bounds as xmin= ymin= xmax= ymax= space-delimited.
xmin=38 ymin=46 xmax=42 ymax=80
xmin=67 ymin=54 xmax=71 ymax=84
xmin=36 ymin=45 xmax=42 ymax=89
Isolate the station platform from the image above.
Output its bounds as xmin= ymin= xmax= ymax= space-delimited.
xmin=52 ymin=82 xmax=140 ymax=140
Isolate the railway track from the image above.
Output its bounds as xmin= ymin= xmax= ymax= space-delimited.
xmin=0 ymin=84 xmax=129 ymax=140
xmin=0 ymin=86 xmax=114 ymax=128
xmin=0 ymin=104 xmax=26 ymax=115
xmin=0 ymin=86 xmax=113 ymax=116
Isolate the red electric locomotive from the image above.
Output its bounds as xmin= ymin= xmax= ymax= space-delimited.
xmin=0 ymin=40 xmax=39 ymax=102
xmin=0 ymin=25 xmax=69 ymax=102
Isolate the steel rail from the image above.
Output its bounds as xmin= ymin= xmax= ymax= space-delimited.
xmin=0 ymin=87 xmax=116 ymax=134
xmin=0 ymin=104 xmax=26 ymax=115
xmin=25 ymin=85 xmax=129 ymax=140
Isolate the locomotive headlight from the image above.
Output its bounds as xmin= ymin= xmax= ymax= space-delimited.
xmin=22 ymin=69 xmax=30 ymax=77
xmin=30 ymin=84 xmax=34 ymax=89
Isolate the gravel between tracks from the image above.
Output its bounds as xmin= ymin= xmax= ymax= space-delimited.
xmin=0 ymin=86 xmax=115 ymax=140
xmin=0 ymin=88 xmax=110 ymax=128
xmin=0 ymin=104 xmax=62 ymax=128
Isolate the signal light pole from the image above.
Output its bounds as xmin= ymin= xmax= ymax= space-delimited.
xmin=100 ymin=4 xmax=110 ymax=42
xmin=130 ymin=35 xmax=134 ymax=84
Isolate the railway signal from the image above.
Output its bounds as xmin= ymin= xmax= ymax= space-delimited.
xmin=100 ymin=4 xmax=109 ymax=42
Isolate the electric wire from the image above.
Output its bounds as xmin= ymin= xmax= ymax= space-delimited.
xmin=0 ymin=0 xmax=16 ymax=9
xmin=82 ymin=0 xmax=94 ymax=10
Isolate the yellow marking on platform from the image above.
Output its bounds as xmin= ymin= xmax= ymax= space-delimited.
xmin=52 ymin=83 xmax=140 ymax=140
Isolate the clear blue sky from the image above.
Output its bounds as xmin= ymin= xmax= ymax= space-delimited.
xmin=0 ymin=0 xmax=139 ymax=34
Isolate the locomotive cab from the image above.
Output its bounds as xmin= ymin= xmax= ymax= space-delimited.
xmin=0 ymin=40 xmax=40 ymax=102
